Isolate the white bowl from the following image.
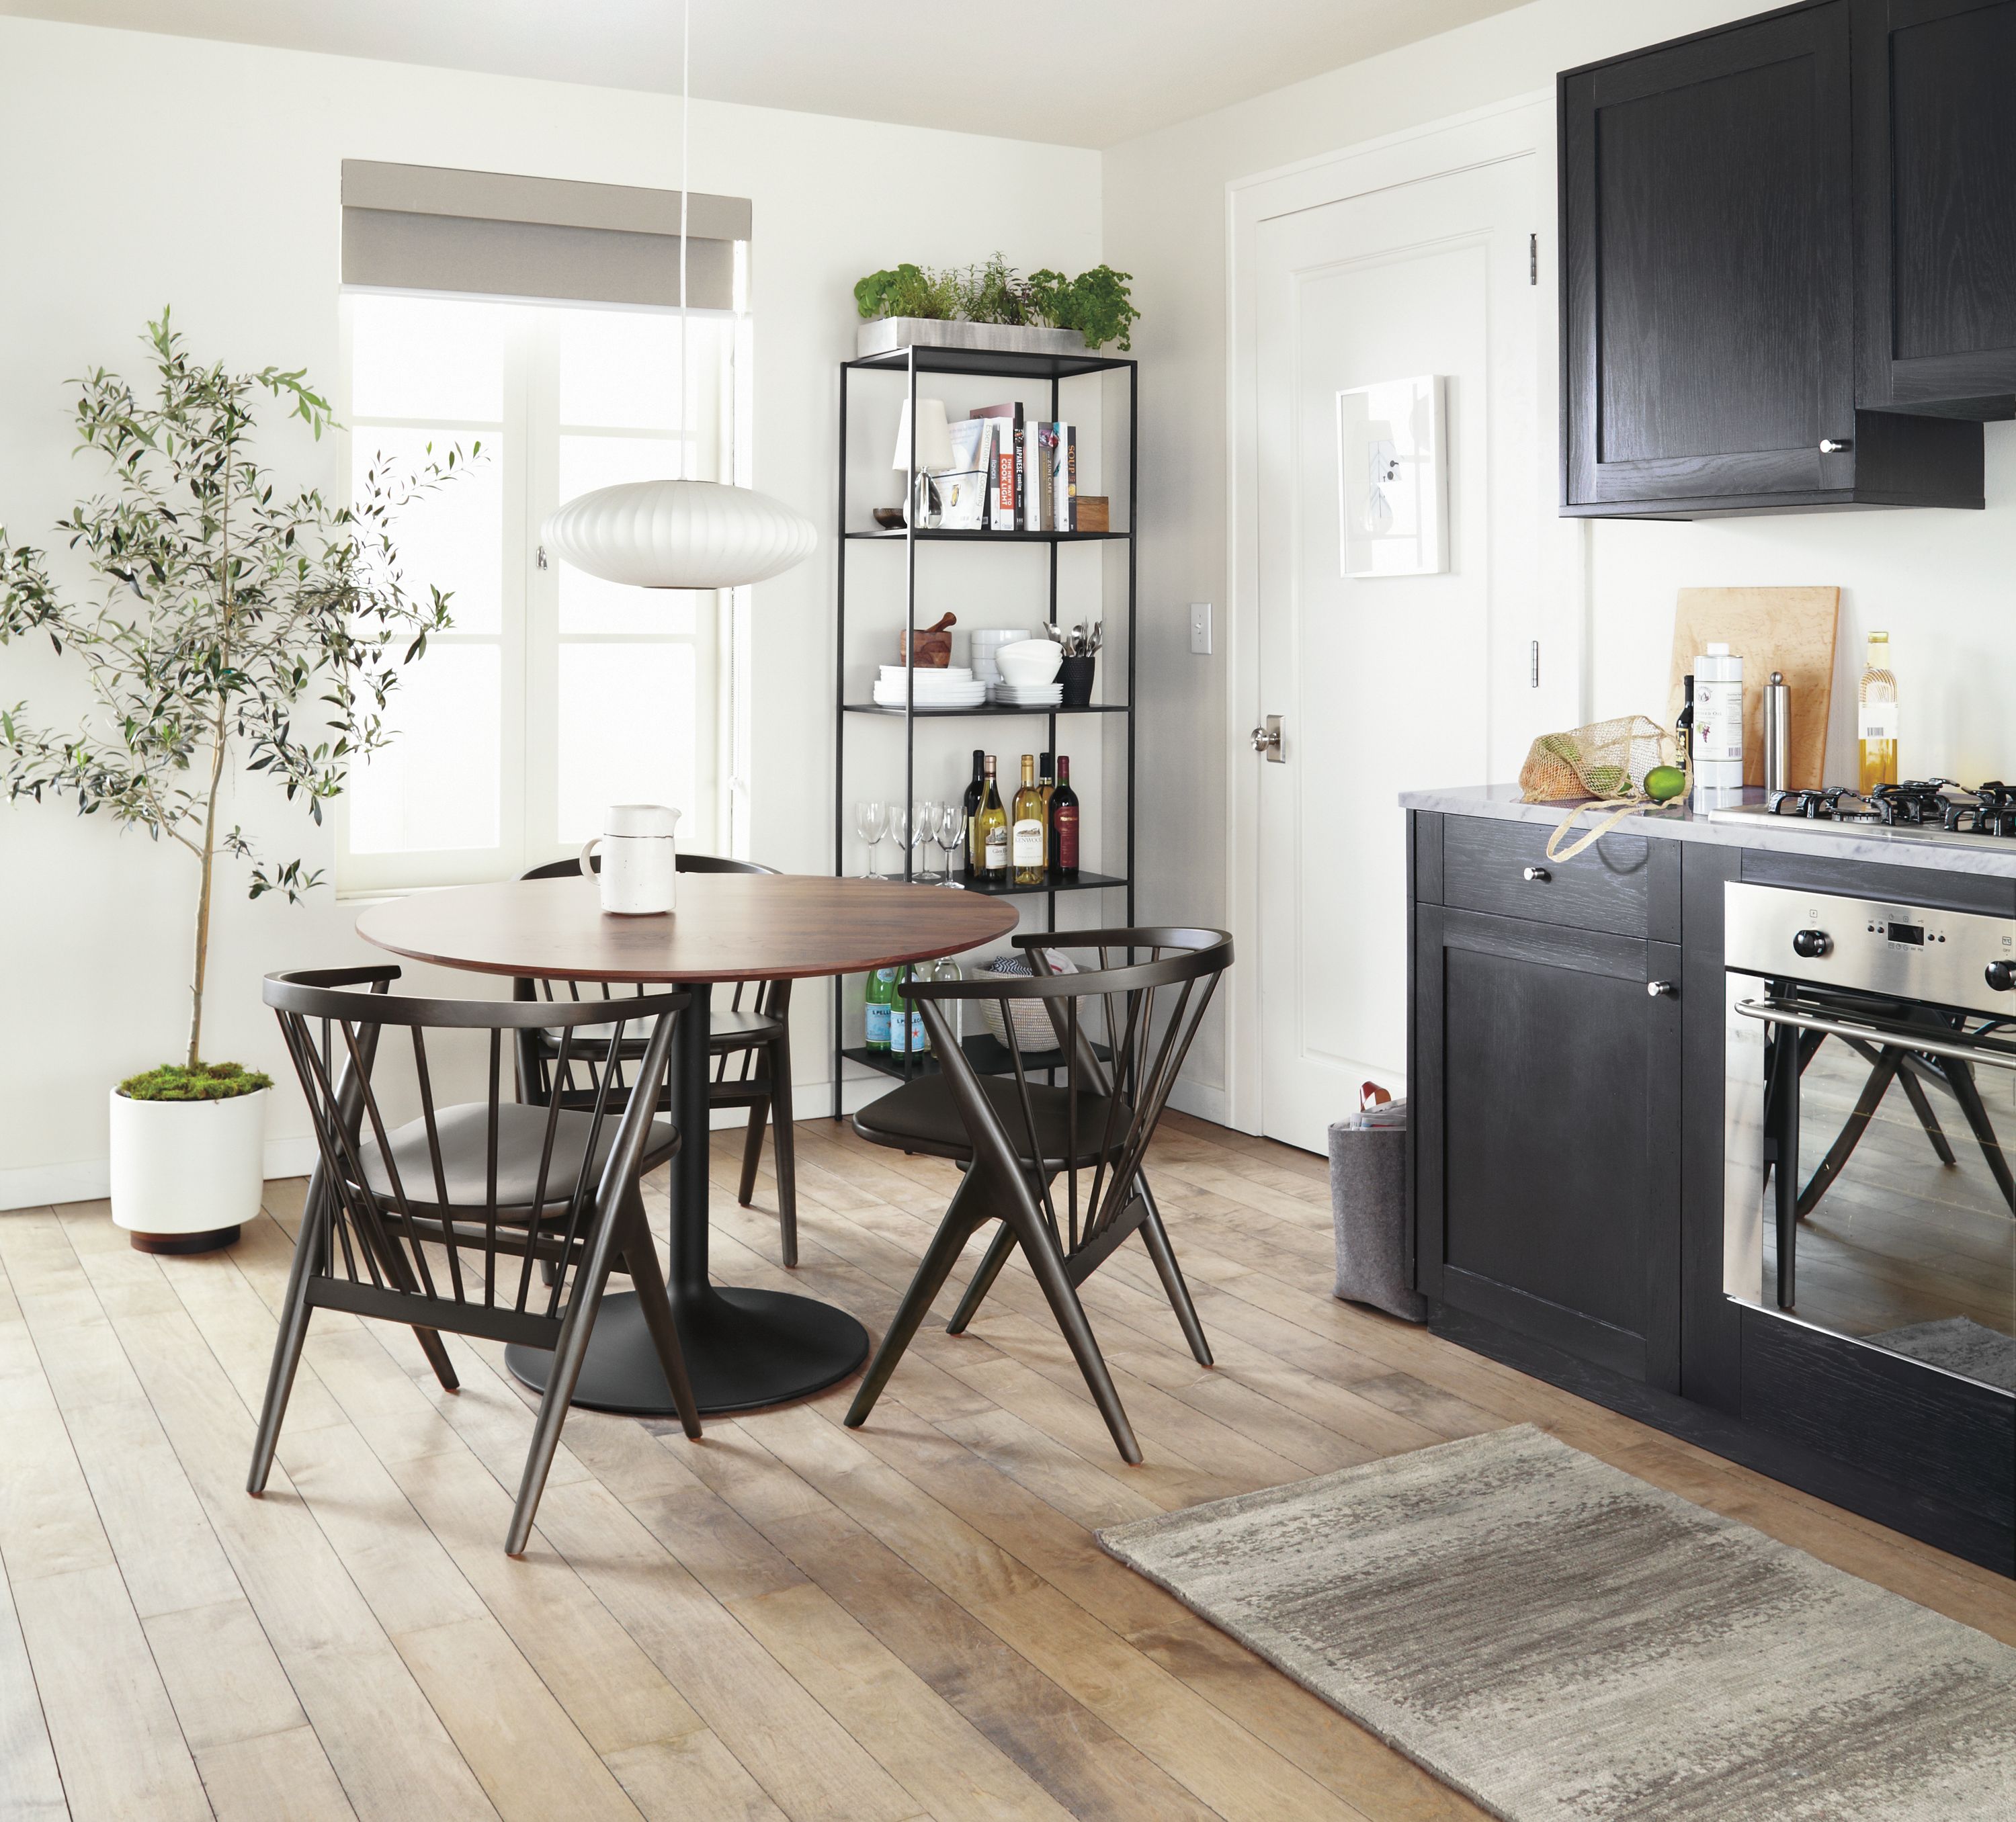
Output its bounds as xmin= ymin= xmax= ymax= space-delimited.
xmin=993 ymin=639 xmax=1063 ymax=686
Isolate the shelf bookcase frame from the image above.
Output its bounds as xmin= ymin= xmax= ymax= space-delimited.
xmin=831 ymin=344 xmax=1138 ymax=1107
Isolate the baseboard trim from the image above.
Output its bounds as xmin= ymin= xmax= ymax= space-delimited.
xmin=1167 ymin=1078 xmax=1231 ymax=1126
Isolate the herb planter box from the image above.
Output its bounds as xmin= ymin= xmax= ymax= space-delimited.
xmin=856 ymin=318 xmax=1088 ymax=360
xmin=108 ymin=1085 xmax=267 ymax=1253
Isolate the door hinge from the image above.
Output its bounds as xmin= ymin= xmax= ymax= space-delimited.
xmin=1529 ymin=640 xmax=1540 ymax=689
xmin=1529 ymin=233 xmax=1538 ymax=286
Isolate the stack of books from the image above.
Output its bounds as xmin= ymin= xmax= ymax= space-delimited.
xmin=967 ymin=406 xmax=1078 ymax=532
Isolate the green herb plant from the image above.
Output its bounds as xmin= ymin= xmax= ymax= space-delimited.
xmin=1 ymin=310 xmax=476 ymax=1076
xmin=855 ymin=255 xmax=1140 ymax=350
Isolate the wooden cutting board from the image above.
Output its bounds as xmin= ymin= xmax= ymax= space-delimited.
xmin=1665 ymin=587 xmax=1839 ymax=790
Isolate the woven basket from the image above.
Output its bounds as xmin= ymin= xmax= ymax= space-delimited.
xmin=977 ymin=952 xmax=1078 ymax=1052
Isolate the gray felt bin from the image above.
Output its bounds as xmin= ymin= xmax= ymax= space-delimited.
xmin=1328 ymin=1111 xmax=1425 ymax=1323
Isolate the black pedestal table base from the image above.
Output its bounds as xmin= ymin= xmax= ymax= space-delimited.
xmin=505 ymin=1285 xmax=870 ymax=1417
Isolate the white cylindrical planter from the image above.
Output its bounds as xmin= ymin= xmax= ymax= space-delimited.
xmin=108 ymin=1086 xmax=267 ymax=1254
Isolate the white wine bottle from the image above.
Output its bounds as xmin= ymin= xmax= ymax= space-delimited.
xmin=1011 ymin=754 xmax=1046 ymax=886
xmin=1858 ymin=631 xmax=1898 ymax=795
xmin=975 ymin=756 xmax=1008 ymax=883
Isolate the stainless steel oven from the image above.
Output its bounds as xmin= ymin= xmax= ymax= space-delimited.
xmin=1724 ymin=881 xmax=2016 ymax=1395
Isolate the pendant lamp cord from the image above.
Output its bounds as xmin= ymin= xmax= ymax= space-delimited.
xmin=679 ymin=0 xmax=690 ymax=480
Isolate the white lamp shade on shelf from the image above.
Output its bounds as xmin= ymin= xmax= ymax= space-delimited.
xmin=543 ymin=478 xmax=816 ymax=589
xmin=892 ymin=398 xmax=954 ymax=472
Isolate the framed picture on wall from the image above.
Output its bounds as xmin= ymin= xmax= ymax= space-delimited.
xmin=1336 ymin=375 xmax=1446 ymax=578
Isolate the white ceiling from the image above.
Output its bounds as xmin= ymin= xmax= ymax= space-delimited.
xmin=0 ymin=0 xmax=1528 ymax=146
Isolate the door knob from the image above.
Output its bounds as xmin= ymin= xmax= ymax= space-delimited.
xmin=1646 ymin=980 xmax=1677 ymax=998
xmin=1819 ymin=437 xmax=1853 ymax=454
xmin=1251 ymin=714 xmax=1284 ymax=763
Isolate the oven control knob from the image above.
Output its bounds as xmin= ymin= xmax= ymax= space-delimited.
xmin=1986 ymin=961 xmax=2016 ymax=993
xmin=1791 ymin=929 xmax=1833 ymax=959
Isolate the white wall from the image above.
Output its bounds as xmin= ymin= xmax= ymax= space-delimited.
xmin=0 ymin=15 xmax=1099 ymax=1205
xmin=1103 ymin=0 xmax=2016 ymax=1121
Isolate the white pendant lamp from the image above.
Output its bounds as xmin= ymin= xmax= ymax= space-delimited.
xmin=541 ymin=0 xmax=814 ymax=590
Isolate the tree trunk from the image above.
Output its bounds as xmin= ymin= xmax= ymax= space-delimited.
xmin=187 ymin=718 xmax=228 ymax=1068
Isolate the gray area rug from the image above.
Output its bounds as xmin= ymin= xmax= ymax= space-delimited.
xmin=1870 ymin=1315 xmax=2016 ymax=1393
xmin=1099 ymin=1425 xmax=2016 ymax=1821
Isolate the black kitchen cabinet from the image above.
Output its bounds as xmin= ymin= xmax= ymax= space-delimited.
xmin=1855 ymin=0 xmax=2016 ymax=418
xmin=1559 ymin=1 xmax=1982 ymax=516
xmin=1413 ymin=822 xmax=1682 ymax=1388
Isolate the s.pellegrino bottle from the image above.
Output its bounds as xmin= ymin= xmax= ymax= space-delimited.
xmin=961 ymin=748 xmax=985 ymax=881
xmin=1050 ymin=756 xmax=1080 ymax=880
xmin=864 ymin=968 xmax=893 ymax=1051
xmin=887 ymin=967 xmax=909 ymax=1055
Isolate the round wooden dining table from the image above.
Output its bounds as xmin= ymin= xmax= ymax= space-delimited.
xmin=355 ymin=872 xmax=1017 ymax=1416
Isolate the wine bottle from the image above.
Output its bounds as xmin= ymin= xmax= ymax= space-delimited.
xmin=1050 ymin=755 xmax=1079 ymax=880
xmin=1858 ymin=631 xmax=1898 ymax=795
xmin=976 ymin=756 xmax=1008 ymax=883
xmin=864 ymin=968 xmax=892 ymax=1051
xmin=960 ymin=747 xmax=985 ymax=880
xmin=1038 ymin=750 xmax=1055 ymax=821
xmin=1012 ymin=754 xmax=1046 ymax=886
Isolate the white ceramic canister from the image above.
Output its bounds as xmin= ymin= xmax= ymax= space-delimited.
xmin=1692 ymin=643 xmax=1745 ymax=793
xmin=581 ymin=803 xmax=680 ymax=914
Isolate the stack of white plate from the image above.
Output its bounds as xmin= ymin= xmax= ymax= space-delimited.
xmin=873 ymin=664 xmax=986 ymax=709
xmin=968 ymin=627 xmax=1034 ymax=693
xmin=990 ymin=681 xmax=1063 ymax=707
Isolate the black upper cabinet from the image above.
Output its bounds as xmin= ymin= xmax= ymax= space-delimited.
xmin=1560 ymin=1 xmax=1983 ymax=517
xmin=1857 ymin=0 xmax=2016 ymax=418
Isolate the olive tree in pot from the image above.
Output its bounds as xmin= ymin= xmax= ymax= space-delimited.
xmin=1 ymin=312 xmax=472 ymax=1252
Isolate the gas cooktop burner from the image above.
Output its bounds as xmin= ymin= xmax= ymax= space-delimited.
xmin=1732 ymin=780 xmax=2016 ymax=846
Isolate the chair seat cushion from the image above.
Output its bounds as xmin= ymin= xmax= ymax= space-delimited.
xmin=353 ymin=1102 xmax=677 ymax=1218
xmin=853 ymin=1074 xmax=1131 ymax=1169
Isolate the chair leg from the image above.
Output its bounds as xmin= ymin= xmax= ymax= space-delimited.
xmin=769 ymin=1029 xmax=798 ymax=1269
xmin=1942 ymin=1059 xmax=2016 ymax=1215
xmin=846 ymin=1172 xmax=986 ymax=1430
xmin=737 ymin=1096 xmax=769 ymax=1207
xmin=619 ymin=1199 xmax=702 ymax=1441
xmin=1135 ymin=1180 xmax=1213 ymax=1367
xmin=945 ymin=1224 xmax=1018 ymax=1334
xmin=505 ymin=1192 xmax=632 ymax=1555
xmin=1013 ymin=1199 xmax=1141 ymax=1465
xmin=248 ymin=1183 xmax=325 ymax=1495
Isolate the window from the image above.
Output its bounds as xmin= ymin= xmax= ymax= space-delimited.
xmin=337 ymin=290 xmax=745 ymax=891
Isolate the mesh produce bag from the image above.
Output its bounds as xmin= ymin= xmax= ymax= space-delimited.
xmin=1517 ymin=713 xmax=1675 ymax=861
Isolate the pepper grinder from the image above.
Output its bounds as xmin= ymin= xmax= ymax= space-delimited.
xmin=1763 ymin=671 xmax=1791 ymax=796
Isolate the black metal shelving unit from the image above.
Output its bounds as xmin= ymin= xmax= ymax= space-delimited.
xmin=831 ymin=343 xmax=1138 ymax=1115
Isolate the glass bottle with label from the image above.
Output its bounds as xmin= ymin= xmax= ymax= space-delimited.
xmin=1050 ymin=756 xmax=1079 ymax=879
xmin=974 ymin=756 xmax=1008 ymax=883
xmin=1012 ymin=754 xmax=1047 ymax=886
xmin=864 ymin=967 xmax=893 ymax=1051
xmin=1858 ymin=631 xmax=1898 ymax=795
xmin=960 ymin=748 xmax=985 ymax=881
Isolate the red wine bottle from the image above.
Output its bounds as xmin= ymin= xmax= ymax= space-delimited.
xmin=1050 ymin=755 xmax=1079 ymax=879
xmin=960 ymin=748 xmax=985 ymax=879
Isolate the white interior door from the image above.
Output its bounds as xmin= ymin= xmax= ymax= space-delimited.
xmin=1253 ymin=154 xmax=1548 ymax=1152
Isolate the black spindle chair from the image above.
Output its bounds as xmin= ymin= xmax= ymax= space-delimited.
xmin=845 ymin=927 xmax=1232 ymax=1463
xmin=251 ymin=965 xmax=700 ymax=1555
xmin=517 ymin=854 xmax=799 ymax=1264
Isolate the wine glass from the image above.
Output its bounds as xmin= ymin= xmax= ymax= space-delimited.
xmin=854 ymin=799 xmax=886 ymax=877
xmin=934 ymin=802 xmax=965 ymax=885
xmin=912 ymin=797 xmax=941 ymax=883
xmin=888 ymin=801 xmax=912 ymax=879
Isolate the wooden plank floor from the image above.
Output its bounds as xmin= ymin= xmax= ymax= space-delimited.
xmin=4 ymin=1110 xmax=2013 ymax=1821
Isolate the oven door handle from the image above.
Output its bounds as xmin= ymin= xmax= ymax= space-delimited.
xmin=1733 ymin=998 xmax=2016 ymax=1072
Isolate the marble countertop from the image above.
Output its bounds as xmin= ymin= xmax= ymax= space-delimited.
xmin=1398 ymin=783 xmax=2016 ymax=881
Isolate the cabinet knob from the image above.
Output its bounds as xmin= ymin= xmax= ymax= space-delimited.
xmin=1646 ymin=980 xmax=1677 ymax=998
xmin=1819 ymin=437 xmax=1853 ymax=454
xmin=1522 ymin=865 xmax=1550 ymax=883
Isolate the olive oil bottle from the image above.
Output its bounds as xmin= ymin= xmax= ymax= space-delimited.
xmin=1858 ymin=631 xmax=1898 ymax=795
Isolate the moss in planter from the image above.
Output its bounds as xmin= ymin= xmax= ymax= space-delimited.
xmin=118 ymin=1061 xmax=273 ymax=1102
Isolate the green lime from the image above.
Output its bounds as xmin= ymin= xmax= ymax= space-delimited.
xmin=1644 ymin=765 xmax=1687 ymax=803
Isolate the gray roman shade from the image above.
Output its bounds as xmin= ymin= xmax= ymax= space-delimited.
xmin=341 ymin=161 xmax=751 ymax=311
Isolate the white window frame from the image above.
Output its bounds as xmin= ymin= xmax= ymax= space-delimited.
xmin=334 ymin=290 xmax=739 ymax=895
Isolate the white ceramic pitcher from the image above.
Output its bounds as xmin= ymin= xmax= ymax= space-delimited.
xmin=581 ymin=804 xmax=679 ymax=915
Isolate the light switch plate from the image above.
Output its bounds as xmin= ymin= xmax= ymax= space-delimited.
xmin=1189 ymin=601 xmax=1212 ymax=655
